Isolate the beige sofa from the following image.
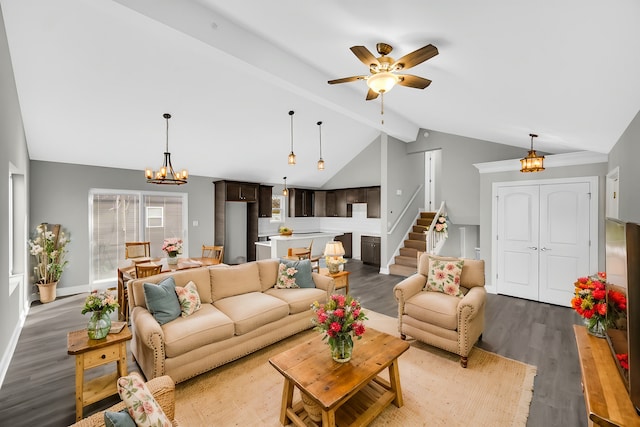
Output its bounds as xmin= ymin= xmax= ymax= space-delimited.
xmin=394 ymin=254 xmax=486 ymax=367
xmin=128 ymin=259 xmax=334 ymax=383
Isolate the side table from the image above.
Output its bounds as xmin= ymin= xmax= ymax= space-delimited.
xmin=67 ymin=326 xmax=132 ymax=421
xmin=319 ymin=268 xmax=350 ymax=294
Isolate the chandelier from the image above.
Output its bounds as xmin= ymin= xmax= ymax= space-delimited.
xmin=520 ymin=133 xmax=545 ymax=173
xmin=145 ymin=113 xmax=188 ymax=185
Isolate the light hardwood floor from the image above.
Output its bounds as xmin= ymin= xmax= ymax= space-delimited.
xmin=0 ymin=261 xmax=587 ymax=426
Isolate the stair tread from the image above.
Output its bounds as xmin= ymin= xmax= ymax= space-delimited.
xmin=389 ymin=264 xmax=417 ymax=277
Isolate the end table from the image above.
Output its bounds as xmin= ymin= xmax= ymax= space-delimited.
xmin=319 ymin=268 xmax=350 ymax=294
xmin=67 ymin=326 xmax=132 ymax=421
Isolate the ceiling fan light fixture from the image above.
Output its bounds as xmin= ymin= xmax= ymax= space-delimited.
xmin=367 ymin=71 xmax=399 ymax=94
xmin=287 ymin=110 xmax=296 ymax=165
xmin=520 ymin=133 xmax=545 ymax=173
xmin=145 ymin=113 xmax=188 ymax=185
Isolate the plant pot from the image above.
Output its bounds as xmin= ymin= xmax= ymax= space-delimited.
xmin=37 ymin=281 xmax=58 ymax=303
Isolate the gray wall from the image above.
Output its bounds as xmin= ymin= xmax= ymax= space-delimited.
xmin=321 ymin=135 xmax=382 ymax=189
xmin=608 ymin=109 xmax=640 ymax=223
xmin=30 ymin=161 xmax=215 ymax=292
xmin=407 ymin=129 xmax=525 ymax=225
xmin=1 ymin=4 xmax=31 ymax=384
xmin=479 ymin=163 xmax=609 ymax=287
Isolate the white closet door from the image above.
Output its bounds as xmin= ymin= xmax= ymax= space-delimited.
xmin=497 ymin=185 xmax=540 ymax=300
xmin=538 ymin=182 xmax=591 ymax=306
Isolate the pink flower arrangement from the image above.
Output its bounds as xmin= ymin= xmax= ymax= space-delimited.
xmin=311 ymin=294 xmax=367 ymax=342
xmin=161 ymin=238 xmax=183 ymax=256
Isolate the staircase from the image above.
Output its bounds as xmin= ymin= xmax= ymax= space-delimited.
xmin=388 ymin=211 xmax=435 ymax=277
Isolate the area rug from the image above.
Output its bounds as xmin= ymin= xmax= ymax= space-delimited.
xmin=174 ymin=310 xmax=536 ymax=426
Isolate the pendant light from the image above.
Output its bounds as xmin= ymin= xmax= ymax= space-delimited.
xmin=520 ymin=133 xmax=545 ymax=173
xmin=145 ymin=113 xmax=188 ymax=185
xmin=317 ymin=121 xmax=325 ymax=171
xmin=287 ymin=110 xmax=296 ymax=165
xmin=282 ymin=176 xmax=288 ymax=196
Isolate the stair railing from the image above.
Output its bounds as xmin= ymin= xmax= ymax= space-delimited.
xmin=387 ymin=184 xmax=423 ymax=234
xmin=426 ymin=201 xmax=447 ymax=255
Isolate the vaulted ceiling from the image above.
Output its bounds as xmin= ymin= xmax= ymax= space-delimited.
xmin=2 ymin=0 xmax=640 ymax=187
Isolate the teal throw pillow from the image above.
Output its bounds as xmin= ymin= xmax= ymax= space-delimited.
xmin=143 ymin=276 xmax=181 ymax=325
xmin=104 ymin=409 xmax=136 ymax=427
xmin=279 ymin=258 xmax=314 ymax=288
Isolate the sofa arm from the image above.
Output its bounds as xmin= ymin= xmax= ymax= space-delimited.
xmin=312 ymin=272 xmax=335 ymax=296
xmin=130 ymin=306 xmax=166 ymax=377
xmin=393 ymin=274 xmax=427 ymax=324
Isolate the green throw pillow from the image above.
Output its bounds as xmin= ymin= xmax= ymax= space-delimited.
xmin=104 ymin=409 xmax=136 ymax=427
xmin=143 ymin=276 xmax=181 ymax=325
xmin=279 ymin=258 xmax=314 ymax=288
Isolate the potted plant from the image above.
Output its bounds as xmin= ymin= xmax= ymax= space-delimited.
xmin=28 ymin=223 xmax=70 ymax=303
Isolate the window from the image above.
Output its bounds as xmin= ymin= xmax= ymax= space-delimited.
xmin=9 ymin=163 xmax=26 ymax=295
xmin=89 ymin=189 xmax=188 ymax=287
xmin=271 ymin=195 xmax=285 ymax=223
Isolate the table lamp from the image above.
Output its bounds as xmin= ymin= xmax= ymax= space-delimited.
xmin=324 ymin=241 xmax=346 ymax=274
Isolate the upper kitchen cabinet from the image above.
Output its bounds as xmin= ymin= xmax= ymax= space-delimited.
xmin=258 ymin=185 xmax=273 ymax=218
xmin=366 ymin=186 xmax=381 ymax=218
xmin=224 ymin=181 xmax=258 ymax=202
xmin=289 ymin=188 xmax=314 ymax=217
xmin=325 ymin=189 xmax=348 ymax=217
xmin=346 ymin=187 xmax=366 ymax=204
xmin=314 ymin=191 xmax=327 ymax=217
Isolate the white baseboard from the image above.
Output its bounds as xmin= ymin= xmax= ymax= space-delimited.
xmin=0 ymin=305 xmax=29 ymax=389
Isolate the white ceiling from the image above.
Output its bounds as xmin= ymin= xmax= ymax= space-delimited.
xmin=2 ymin=0 xmax=640 ymax=187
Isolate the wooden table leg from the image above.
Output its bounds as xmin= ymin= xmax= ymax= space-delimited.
xmin=279 ymin=378 xmax=295 ymax=425
xmin=322 ymin=408 xmax=336 ymax=427
xmin=75 ymin=354 xmax=84 ymax=421
xmin=388 ymin=359 xmax=404 ymax=408
xmin=117 ymin=342 xmax=128 ymax=377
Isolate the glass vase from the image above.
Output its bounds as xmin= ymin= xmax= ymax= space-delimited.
xmin=329 ymin=334 xmax=353 ymax=363
xmin=87 ymin=311 xmax=111 ymax=340
xmin=167 ymin=251 xmax=178 ymax=265
xmin=586 ymin=317 xmax=606 ymax=338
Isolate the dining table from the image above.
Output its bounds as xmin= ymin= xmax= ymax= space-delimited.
xmin=116 ymin=257 xmax=222 ymax=321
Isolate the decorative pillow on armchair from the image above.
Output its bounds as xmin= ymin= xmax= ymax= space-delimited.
xmin=425 ymin=257 xmax=465 ymax=297
xmin=117 ymin=373 xmax=172 ymax=427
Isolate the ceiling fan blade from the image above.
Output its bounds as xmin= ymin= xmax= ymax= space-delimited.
xmin=350 ymin=46 xmax=380 ymax=68
xmin=392 ymin=44 xmax=438 ymax=71
xmin=366 ymin=89 xmax=379 ymax=100
xmin=328 ymin=75 xmax=367 ymax=85
xmin=397 ymin=74 xmax=432 ymax=89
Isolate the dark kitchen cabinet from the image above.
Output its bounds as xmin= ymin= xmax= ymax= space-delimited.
xmin=289 ymin=188 xmax=314 ymax=217
xmin=335 ymin=232 xmax=353 ymax=258
xmin=361 ymin=235 xmax=381 ymax=266
xmin=225 ymin=181 xmax=258 ymax=202
xmin=366 ymin=186 xmax=381 ymax=218
xmin=326 ymin=190 xmax=348 ymax=217
xmin=258 ymin=185 xmax=273 ymax=218
xmin=346 ymin=187 xmax=366 ymax=204
xmin=314 ymin=191 xmax=327 ymax=217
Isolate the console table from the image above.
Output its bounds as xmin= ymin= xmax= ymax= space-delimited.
xmin=574 ymin=325 xmax=639 ymax=426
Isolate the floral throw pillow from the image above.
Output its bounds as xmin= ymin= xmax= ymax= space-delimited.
xmin=175 ymin=281 xmax=201 ymax=317
xmin=275 ymin=262 xmax=300 ymax=289
xmin=425 ymin=258 xmax=464 ymax=297
xmin=117 ymin=373 xmax=172 ymax=427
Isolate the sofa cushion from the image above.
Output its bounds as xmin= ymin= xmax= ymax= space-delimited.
xmin=278 ymin=259 xmax=314 ymax=288
xmin=405 ymin=291 xmax=460 ymax=331
xmin=265 ymin=288 xmax=327 ymax=314
xmin=143 ymin=277 xmax=181 ymax=325
xmin=104 ymin=410 xmax=135 ymax=427
xmin=425 ymin=258 xmax=464 ymax=297
xmin=256 ymin=259 xmax=279 ymax=291
xmin=209 ymin=263 xmax=261 ymax=301
xmin=175 ymin=281 xmax=201 ymax=317
xmin=214 ymin=292 xmax=289 ymax=335
xmin=162 ymin=304 xmax=234 ymax=358
xmin=117 ymin=373 xmax=172 ymax=427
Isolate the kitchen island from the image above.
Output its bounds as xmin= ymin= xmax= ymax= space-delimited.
xmin=255 ymin=232 xmax=342 ymax=260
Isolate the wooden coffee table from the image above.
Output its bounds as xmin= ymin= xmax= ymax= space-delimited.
xmin=269 ymin=328 xmax=410 ymax=427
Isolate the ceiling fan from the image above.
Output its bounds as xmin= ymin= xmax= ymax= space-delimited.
xmin=328 ymin=42 xmax=439 ymax=101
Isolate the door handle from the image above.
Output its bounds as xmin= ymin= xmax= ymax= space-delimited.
xmin=540 ymin=247 xmax=551 ymax=251
xmin=528 ymin=246 xmax=538 ymax=250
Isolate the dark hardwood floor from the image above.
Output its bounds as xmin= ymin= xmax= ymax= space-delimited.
xmin=0 ymin=261 xmax=587 ymax=426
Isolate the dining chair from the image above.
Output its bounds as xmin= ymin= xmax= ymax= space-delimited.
xmin=135 ymin=263 xmax=162 ymax=279
xmin=202 ymin=245 xmax=224 ymax=263
xmin=125 ymin=241 xmax=151 ymax=259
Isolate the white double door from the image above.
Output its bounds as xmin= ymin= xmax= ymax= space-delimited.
xmin=496 ymin=179 xmax=596 ymax=307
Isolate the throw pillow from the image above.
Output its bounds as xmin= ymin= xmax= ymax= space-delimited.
xmin=117 ymin=373 xmax=172 ymax=427
xmin=104 ymin=409 xmax=136 ymax=427
xmin=278 ymin=258 xmax=315 ymax=288
xmin=425 ymin=257 xmax=465 ymax=297
xmin=143 ymin=276 xmax=181 ymax=325
xmin=175 ymin=280 xmax=201 ymax=317
xmin=275 ymin=262 xmax=300 ymax=289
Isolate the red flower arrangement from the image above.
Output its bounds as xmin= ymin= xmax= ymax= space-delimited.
xmin=311 ymin=294 xmax=367 ymax=361
xmin=571 ymin=272 xmax=627 ymax=333
xmin=617 ymin=353 xmax=629 ymax=371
